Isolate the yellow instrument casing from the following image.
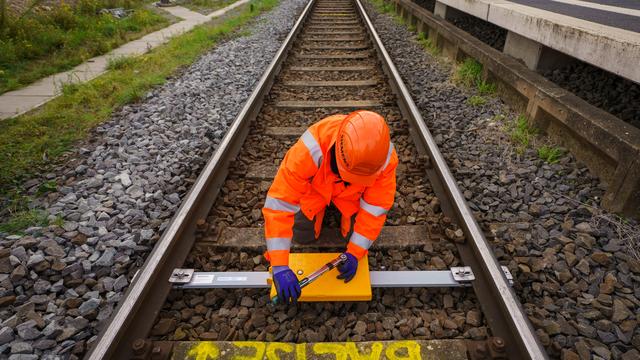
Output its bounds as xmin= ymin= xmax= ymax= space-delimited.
xmin=269 ymin=253 xmax=372 ymax=302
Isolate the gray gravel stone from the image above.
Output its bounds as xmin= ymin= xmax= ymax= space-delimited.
xmin=10 ymin=341 xmax=33 ymax=354
xmin=78 ymin=298 xmax=101 ymax=316
xmin=16 ymin=320 xmax=40 ymax=340
xmin=9 ymin=355 xmax=39 ymax=360
xmin=0 ymin=326 xmax=14 ymax=345
xmin=118 ymin=173 xmax=132 ymax=187
xmin=94 ymin=248 xmax=116 ymax=267
xmin=112 ymin=275 xmax=128 ymax=292
xmin=25 ymin=255 xmax=44 ymax=269
xmin=42 ymin=321 xmax=63 ymax=339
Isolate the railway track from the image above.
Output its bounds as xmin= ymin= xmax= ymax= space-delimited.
xmin=86 ymin=0 xmax=548 ymax=358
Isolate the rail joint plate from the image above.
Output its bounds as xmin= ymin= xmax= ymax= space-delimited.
xmin=451 ymin=266 xmax=475 ymax=282
xmin=169 ymin=268 xmax=194 ymax=284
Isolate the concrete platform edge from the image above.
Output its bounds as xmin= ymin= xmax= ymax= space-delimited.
xmin=386 ymin=0 xmax=640 ymax=218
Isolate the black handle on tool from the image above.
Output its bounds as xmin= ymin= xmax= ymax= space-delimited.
xmin=271 ymin=254 xmax=347 ymax=305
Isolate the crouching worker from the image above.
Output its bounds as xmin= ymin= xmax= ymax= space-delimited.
xmin=262 ymin=110 xmax=398 ymax=304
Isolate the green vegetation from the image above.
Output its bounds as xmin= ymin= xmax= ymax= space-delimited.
xmin=0 ymin=0 xmax=170 ymax=94
xmin=178 ymin=0 xmax=237 ymax=14
xmin=492 ymin=114 xmax=506 ymax=123
xmin=375 ymin=0 xmax=396 ymax=14
xmin=496 ymin=114 xmax=565 ymax=161
xmin=416 ymin=32 xmax=439 ymax=56
xmin=466 ymin=95 xmax=486 ymax=107
xmin=370 ymin=0 xmax=404 ymax=25
xmin=455 ymin=57 xmax=482 ymax=87
xmin=455 ymin=58 xmax=495 ymax=95
xmin=537 ymin=145 xmax=563 ymax=164
xmin=372 ymin=0 xmax=442 ymax=57
xmin=0 ymin=0 xmax=278 ymax=232
xmin=36 ymin=180 xmax=57 ymax=196
xmin=0 ymin=209 xmax=48 ymax=234
xmin=477 ymin=80 xmax=495 ymax=95
xmin=506 ymin=114 xmax=537 ymax=153
xmin=107 ymin=55 xmax=138 ymax=70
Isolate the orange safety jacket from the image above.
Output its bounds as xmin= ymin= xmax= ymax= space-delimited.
xmin=262 ymin=115 xmax=398 ymax=266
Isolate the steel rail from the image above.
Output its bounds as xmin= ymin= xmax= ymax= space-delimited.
xmin=354 ymin=0 xmax=548 ymax=358
xmin=84 ymin=0 xmax=317 ymax=358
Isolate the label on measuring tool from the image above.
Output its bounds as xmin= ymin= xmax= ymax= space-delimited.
xmin=217 ymin=276 xmax=248 ymax=282
xmin=193 ymin=274 xmax=215 ymax=284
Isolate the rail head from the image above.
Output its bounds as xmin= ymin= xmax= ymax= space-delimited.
xmin=354 ymin=0 xmax=548 ymax=359
xmin=84 ymin=0 xmax=317 ymax=358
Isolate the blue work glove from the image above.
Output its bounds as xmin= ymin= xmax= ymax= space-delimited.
xmin=337 ymin=252 xmax=358 ymax=283
xmin=273 ymin=266 xmax=301 ymax=305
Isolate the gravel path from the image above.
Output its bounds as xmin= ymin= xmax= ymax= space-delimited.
xmin=365 ymin=2 xmax=640 ymax=359
xmin=0 ymin=0 xmax=307 ymax=358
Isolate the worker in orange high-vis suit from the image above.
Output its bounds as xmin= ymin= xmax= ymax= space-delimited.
xmin=262 ymin=110 xmax=398 ymax=304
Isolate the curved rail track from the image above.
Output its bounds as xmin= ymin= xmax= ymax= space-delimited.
xmin=86 ymin=0 xmax=548 ymax=358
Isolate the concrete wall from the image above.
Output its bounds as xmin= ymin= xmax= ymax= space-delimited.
xmin=432 ymin=0 xmax=640 ymax=84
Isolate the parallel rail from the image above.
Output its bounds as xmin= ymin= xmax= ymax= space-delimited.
xmin=86 ymin=0 xmax=548 ymax=358
xmin=353 ymin=1 xmax=545 ymax=358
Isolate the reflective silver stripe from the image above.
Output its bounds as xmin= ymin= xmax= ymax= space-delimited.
xmin=266 ymin=237 xmax=291 ymax=251
xmin=264 ymin=196 xmax=300 ymax=213
xmin=360 ymin=198 xmax=388 ymax=217
xmin=382 ymin=142 xmax=394 ymax=170
xmin=301 ymin=130 xmax=323 ymax=168
xmin=349 ymin=231 xmax=373 ymax=250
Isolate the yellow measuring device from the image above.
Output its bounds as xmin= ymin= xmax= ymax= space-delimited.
xmin=270 ymin=253 xmax=372 ymax=303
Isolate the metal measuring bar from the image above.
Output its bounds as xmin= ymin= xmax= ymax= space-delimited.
xmin=167 ymin=265 xmax=517 ymax=289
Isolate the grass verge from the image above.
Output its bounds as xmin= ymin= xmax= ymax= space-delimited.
xmin=177 ymin=0 xmax=238 ymax=14
xmin=0 ymin=0 xmax=170 ymax=94
xmin=0 ymin=0 xmax=278 ymax=233
xmin=107 ymin=55 xmax=138 ymax=70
